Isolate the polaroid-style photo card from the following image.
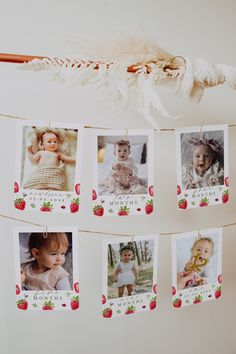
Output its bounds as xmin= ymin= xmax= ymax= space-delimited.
xmin=14 ymin=227 xmax=80 ymax=311
xmin=92 ymin=129 xmax=154 ymax=217
xmin=14 ymin=120 xmax=84 ymax=213
xmin=102 ymin=235 xmax=159 ymax=318
xmin=172 ymin=228 xmax=222 ymax=308
xmin=176 ymin=125 xmax=229 ymax=210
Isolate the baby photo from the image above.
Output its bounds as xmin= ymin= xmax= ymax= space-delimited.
xmin=172 ymin=228 xmax=222 ymax=308
xmin=176 ymin=125 xmax=229 ymax=209
xmin=21 ymin=125 xmax=78 ymax=192
xmin=19 ymin=232 xmax=73 ymax=291
xmin=14 ymin=227 xmax=80 ymax=311
xmin=15 ymin=120 xmax=83 ymax=213
xmin=97 ymin=135 xmax=148 ymax=196
xmin=102 ymin=235 xmax=158 ymax=318
xmin=93 ymin=129 xmax=154 ymax=217
xmin=181 ymin=130 xmax=224 ymax=189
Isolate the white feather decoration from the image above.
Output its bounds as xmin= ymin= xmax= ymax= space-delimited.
xmin=217 ymin=64 xmax=236 ymax=89
xmin=20 ymin=36 xmax=236 ymax=127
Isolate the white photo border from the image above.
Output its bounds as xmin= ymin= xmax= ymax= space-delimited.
xmin=176 ymin=124 xmax=229 ymax=210
xmin=13 ymin=226 xmax=80 ymax=311
xmin=92 ymin=129 xmax=154 ymax=217
xmin=14 ymin=120 xmax=84 ymax=214
xmin=102 ymin=234 xmax=159 ymax=318
xmin=171 ymin=228 xmax=222 ymax=308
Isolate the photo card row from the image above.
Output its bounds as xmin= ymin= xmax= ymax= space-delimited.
xmin=13 ymin=228 xmax=222 ymax=314
xmin=14 ymin=121 xmax=229 ymax=215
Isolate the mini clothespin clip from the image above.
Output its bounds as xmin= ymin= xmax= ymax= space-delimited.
xmin=199 ymin=125 xmax=203 ymax=140
xmin=130 ymin=234 xmax=134 ymax=245
xmin=43 ymin=226 xmax=48 ymax=238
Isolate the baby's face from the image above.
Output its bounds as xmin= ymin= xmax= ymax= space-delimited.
xmin=36 ymin=246 xmax=67 ymax=270
xmin=42 ymin=133 xmax=58 ymax=152
xmin=192 ymin=144 xmax=214 ymax=174
xmin=192 ymin=240 xmax=213 ymax=261
xmin=121 ymin=250 xmax=133 ymax=263
xmin=115 ymin=144 xmax=130 ymax=161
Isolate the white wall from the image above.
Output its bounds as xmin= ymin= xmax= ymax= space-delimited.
xmin=0 ymin=1 xmax=236 ymax=353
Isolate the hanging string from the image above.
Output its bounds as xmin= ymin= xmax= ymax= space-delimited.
xmin=0 ymin=214 xmax=45 ymax=228
xmin=0 ymin=213 xmax=235 ymax=237
xmin=1 ymin=112 xmax=236 ymax=131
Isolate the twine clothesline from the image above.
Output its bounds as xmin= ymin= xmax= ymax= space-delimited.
xmin=0 ymin=213 xmax=235 ymax=238
xmin=0 ymin=112 xmax=236 ymax=131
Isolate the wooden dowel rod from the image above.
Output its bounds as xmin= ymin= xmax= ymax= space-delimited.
xmin=0 ymin=52 xmax=179 ymax=75
xmin=0 ymin=53 xmax=46 ymax=64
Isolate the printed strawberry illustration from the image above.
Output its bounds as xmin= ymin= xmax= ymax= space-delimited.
xmin=218 ymin=274 xmax=222 ymax=284
xmin=173 ymin=298 xmax=182 ymax=308
xmin=148 ymin=185 xmax=154 ymax=197
xmin=149 ymin=296 xmax=157 ymax=310
xmin=14 ymin=182 xmax=19 ymax=193
xmin=177 ymin=185 xmax=181 ymax=195
xmin=40 ymin=201 xmax=53 ymax=212
xmin=92 ymin=189 xmax=97 ymax=201
xmin=73 ymin=282 xmax=79 ymax=293
xmin=224 ymin=177 xmax=229 ymax=187
xmin=222 ymin=190 xmax=229 ymax=204
xmin=102 ymin=294 xmax=106 ymax=305
xmin=16 ymin=284 xmax=21 ymax=295
xmin=17 ymin=299 xmax=28 ymax=310
xmin=193 ymin=295 xmax=202 ymax=304
xmin=215 ymin=286 xmax=221 ymax=299
xmin=153 ymin=284 xmax=157 ymax=294
xmin=14 ymin=198 xmax=26 ymax=210
xmin=71 ymin=295 xmax=79 ymax=310
xmin=70 ymin=198 xmax=80 ymax=213
xmin=42 ymin=300 xmax=54 ymax=310
xmin=172 ymin=286 xmax=176 ymax=296
xmin=145 ymin=200 xmax=153 ymax=214
xmin=178 ymin=199 xmax=187 ymax=209
xmin=103 ymin=307 xmax=112 ymax=318
xmin=125 ymin=305 xmax=136 ymax=314
xmin=199 ymin=197 xmax=209 ymax=207
xmin=118 ymin=206 xmax=130 ymax=216
xmin=93 ymin=204 xmax=104 ymax=217
xmin=75 ymin=183 xmax=80 ymax=195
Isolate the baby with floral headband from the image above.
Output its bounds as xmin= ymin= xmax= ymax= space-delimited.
xmin=182 ymin=136 xmax=224 ymax=189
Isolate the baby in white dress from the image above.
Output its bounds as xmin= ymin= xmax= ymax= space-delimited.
xmin=114 ymin=245 xmax=137 ymax=297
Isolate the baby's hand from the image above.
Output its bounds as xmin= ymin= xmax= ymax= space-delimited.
xmin=120 ymin=165 xmax=132 ymax=175
xmin=21 ymin=268 xmax=26 ymax=283
xmin=187 ymin=180 xmax=198 ymax=189
xmin=27 ymin=146 xmax=33 ymax=153
xmin=112 ymin=163 xmax=121 ymax=171
xmin=208 ymin=175 xmax=218 ymax=186
xmin=195 ymin=276 xmax=207 ymax=286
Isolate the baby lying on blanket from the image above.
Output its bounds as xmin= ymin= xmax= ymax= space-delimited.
xmin=23 ymin=128 xmax=75 ymax=190
xmin=105 ymin=139 xmax=140 ymax=194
